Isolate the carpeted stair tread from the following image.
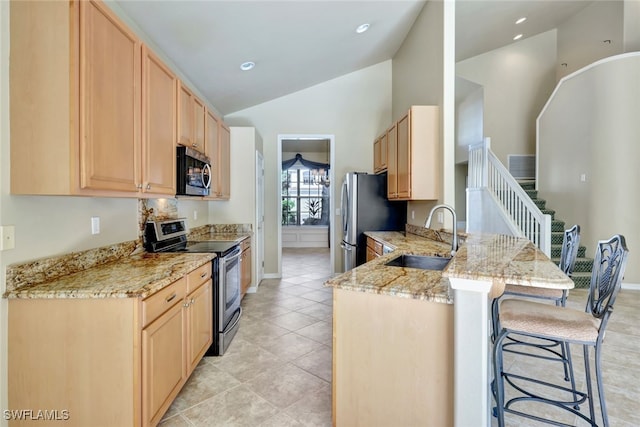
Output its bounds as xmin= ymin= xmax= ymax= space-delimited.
xmin=552 ymin=257 xmax=593 ymax=273
xmin=518 ymin=180 xmax=593 ymax=284
xmin=533 ymin=199 xmax=546 ymax=209
xmin=518 ymin=181 xmax=536 ymax=190
xmin=542 ymin=209 xmax=556 ymax=219
xmin=571 ymin=272 xmax=592 ymax=289
xmin=551 ymin=245 xmax=587 ymax=259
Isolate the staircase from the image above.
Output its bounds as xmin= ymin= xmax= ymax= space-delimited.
xmin=519 ymin=181 xmax=592 ymax=288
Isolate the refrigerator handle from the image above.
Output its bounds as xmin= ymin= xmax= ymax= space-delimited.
xmin=340 ymin=242 xmax=354 ymax=251
xmin=341 ymin=178 xmax=349 ymax=236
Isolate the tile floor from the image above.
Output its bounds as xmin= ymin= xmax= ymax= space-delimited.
xmin=159 ymin=247 xmax=640 ymax=427
xmin=159 ymin=248 xmax=334 ymax=427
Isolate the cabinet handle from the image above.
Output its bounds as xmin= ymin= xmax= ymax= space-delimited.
xmin=136 ymin=184 xmax=142 ymax=189
xmin=183 ymin=302 xmax=190 ymax=308
xmin=192 ymin=142 xmax=198 ymax=148
xmin=200 ymin=272 xmax=207 ymax=278
xmin=166 ymin=293 xmax=177 ymax=303
xmin=146 ymin=184 xmax=151 ymax=190
xmin=190 ymin=298 xmax=195 ymax=305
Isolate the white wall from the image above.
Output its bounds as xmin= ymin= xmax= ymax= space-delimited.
xmin=556 ymin=1 xmax=624 ymax=80
xmin=225 ymin=61 xmax=392 ymax=274
xmin=538 ymin=53 xmax=640 ymax=283
xmin=391 ymin=0 xmax=448 ymax=227
xmin=624 ymin=0 xmax=640 ymax=51
xmin=456 ymin=30 xmax=558 ymax=166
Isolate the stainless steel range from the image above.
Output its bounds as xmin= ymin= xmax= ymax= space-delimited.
xmin=144 ymin=218 xmax=242 ymax=356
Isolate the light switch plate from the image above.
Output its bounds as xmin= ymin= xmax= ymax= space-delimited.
xmin=91 ymin=217 xmax=100 ymax=235
xmin=0 ymin=225 xmax=15 ymax=250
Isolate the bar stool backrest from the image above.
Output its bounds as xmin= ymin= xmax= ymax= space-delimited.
xmin=559 ymin=224 xmax=580 ymax=278
xmin=587 ymin=235 xmax=629 ymax=326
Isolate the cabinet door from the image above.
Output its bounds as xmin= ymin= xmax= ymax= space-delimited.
xmin=386 ymin=123 xmax=398 ymax=198
xmin=380 ymin=132 xmax=388 ymax=171
xmin=142 ymin=301 xmax=186 ymax=427
xmin=187 ymin=280 xmax=213 ymax=374
xmin=79 ymin=0 xmax=141 ymax=192
xmin=141 ymin=45 xmax=177 ymax=195
xmin=373 ymin=137 xmax=381 ymax=173
xmin=178 ymin=83 xmax=194 ymax=147
xmin=205 ymin=109 xmax=221 ymax=197
xmin=241 ymin=248 xmax=252 ymax=296
xmin=217 ymin=123 xmax=231 ymax=199
xmin=396 ymin=113 xmax=411 ymax=199
xmin=193 ymin=97 xmax=206 ymax=154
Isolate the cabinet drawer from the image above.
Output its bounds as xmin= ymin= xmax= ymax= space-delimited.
xmin=367 ymin=238 xmax=383 ymax=255
xmin=187 ymin=262 xmax=212 ymax=294
xmin=142 ymin=277 xmax=187 ymax=327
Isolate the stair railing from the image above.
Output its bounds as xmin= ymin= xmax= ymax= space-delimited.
xmin=468 ymin=138 xmax=552 ymax=256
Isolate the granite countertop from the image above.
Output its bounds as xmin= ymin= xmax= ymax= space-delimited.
xmin=325 ymin=230 xmax=455 ymax=304
xmin=325 ymin=227 xmax=573 ymax=305
xmin=3 ymin=223 xmax=253 ymax=300
xmin=4 ymin=252 xmax=215 ymax=299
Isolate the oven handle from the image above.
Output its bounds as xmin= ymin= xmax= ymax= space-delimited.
xmin=202 ymin=163 xmax=212 ymax=190
xmin=221 ymin=247 xmax=242 ymax=265
xmin=226 ymin=307 xmax=242 ymax=333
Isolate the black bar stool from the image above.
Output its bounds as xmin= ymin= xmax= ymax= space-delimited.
xmin=493 ymin=234 xmax=629 ymax=426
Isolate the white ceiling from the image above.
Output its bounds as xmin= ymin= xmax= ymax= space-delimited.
xmin=115 ymin=0 xmax=597 ymax=116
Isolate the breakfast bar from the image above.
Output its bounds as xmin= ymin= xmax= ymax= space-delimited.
xmin=326 ymin=228 xmax=573 ymax=426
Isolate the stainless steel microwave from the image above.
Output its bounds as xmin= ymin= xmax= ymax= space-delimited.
xmin=176 ymin=146 xmax=211 ymax=196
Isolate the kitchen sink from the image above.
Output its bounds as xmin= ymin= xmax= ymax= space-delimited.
xmin=385 ymin=254 xmax=451 ymax=271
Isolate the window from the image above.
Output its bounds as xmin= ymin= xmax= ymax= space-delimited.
xmin=282 ymin=168 xmax=329 ymax=226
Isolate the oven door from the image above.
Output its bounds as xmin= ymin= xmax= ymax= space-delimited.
xmin=214 ymin=246 xmax=242 ymax=355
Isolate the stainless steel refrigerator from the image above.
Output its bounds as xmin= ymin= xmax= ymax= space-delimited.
xmin=340 ymin=172 xmax=407 ymax=271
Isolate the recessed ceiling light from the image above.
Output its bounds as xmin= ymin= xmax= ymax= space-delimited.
xmin=513 ymin=34 xmax=523 ymax=41
xmin=515 ymin=17 xmax=527 ymax=25
xmin=240 ymin=61 xmax=255 ymax=71
xmin=356 ymin=23 xmax=370 ymax=34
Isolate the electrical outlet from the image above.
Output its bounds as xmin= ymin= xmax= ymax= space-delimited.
xmin=580 ymin=173 xmax=587 ymax=182
xmin=437 ymin=212 xmax=444 ymax=223
xmin=411 ymin=210 xmax=415 ymax=220
xmin=91 ymin=217 xmax=100 ymax=235
xmin=193 ymin=210 xmax=198 ymax=220
xmin=0 ymin=225 xmax=15 ymax=250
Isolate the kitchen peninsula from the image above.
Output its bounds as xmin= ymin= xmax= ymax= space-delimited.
xmin=325 ymin=226 xmax=573 ymax=427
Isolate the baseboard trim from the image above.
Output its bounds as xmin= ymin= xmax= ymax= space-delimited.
xmin=263 ymin=273 xmax=281 ymax=280
xmin=622 ymin=283 xmax=640 ymax=291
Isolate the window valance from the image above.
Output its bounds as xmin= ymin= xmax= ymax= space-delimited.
xmin=282 ymin=153 xmax=330 ymax=171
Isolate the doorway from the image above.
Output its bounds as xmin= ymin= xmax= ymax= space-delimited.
xmin=277 ymin=134 xmax=336 ymax=276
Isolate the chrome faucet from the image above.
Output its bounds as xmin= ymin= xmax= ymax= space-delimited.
xmin=425 ymin=204 xmax=458 ymax=256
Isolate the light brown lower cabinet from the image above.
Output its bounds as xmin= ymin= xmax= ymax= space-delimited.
xmin=8 ymin=263 xmax=213 ymax=427
xmin=333 ymin=288 xmax=454 ymax=426
xmin=240 ymin=237 xmax=252 ymax=297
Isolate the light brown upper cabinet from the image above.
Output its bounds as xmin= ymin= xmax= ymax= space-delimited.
xmin=79 ymin=0 xmax=141 ymax=193
xmin=177 ymin=83 xmax=207 ymax=155
xmin=214 ymin=122 xmax=231 ymax=200
xmin=387 ymin=106 xmax=440 ymax=201
xmin=141 ymin=45 xmax=177 ymax=196
xmin=373 ymin=132 xmax=388 ymax=174
xmin=386 ymin=123 xmax=398 ymax=198
xmin=9 ymin=0 xmax=177 ymax=197
xmin=203 ymin=108 xmax=231 ymax=201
